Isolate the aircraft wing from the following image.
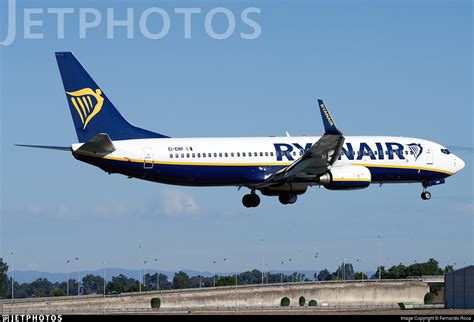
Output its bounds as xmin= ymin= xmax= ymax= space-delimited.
xmin=260 ymin=100 xmax=345 ymax=185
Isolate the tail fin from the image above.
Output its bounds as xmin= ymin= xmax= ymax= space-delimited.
xmin=55 ymin=52 xmax=168 ymax=142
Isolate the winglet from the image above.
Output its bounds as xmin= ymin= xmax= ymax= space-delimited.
xmin=317 ymin=99 xmax=342 ymax=135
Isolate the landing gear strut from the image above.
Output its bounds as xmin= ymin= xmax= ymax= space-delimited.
xmin=242 ymin=191 xmax=260 ymax=208
xmin=421 ymin=187 xmax=431 ymax=201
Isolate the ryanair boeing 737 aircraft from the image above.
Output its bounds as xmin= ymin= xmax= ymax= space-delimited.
xmin=18 ymin=52 xmax=465 ymax=207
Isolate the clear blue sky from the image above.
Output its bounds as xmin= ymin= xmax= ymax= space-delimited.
xmin=1 ymin=0 xmax=472 ymax=275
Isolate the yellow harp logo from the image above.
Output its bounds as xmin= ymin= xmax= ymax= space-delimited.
xmin=66 ymin=88 xmax=104 ymax=129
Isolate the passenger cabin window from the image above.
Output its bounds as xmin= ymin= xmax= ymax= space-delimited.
xmin=237 ymin=152 xmax=240 ymax=157
xmin=181 ymin=153 xmax=184 ymax=158
xmin=197 ymin=153 xmax=201 ymax=158
xmin=270 ymin=152 xmax=274 ymax=157
xmin=175 ymin=153 xmax=179 ymax=158
xmin=214 ymin=153 xmax=217 ymax=157
xmin=186 ymin=153 xmax=190 ymax=158
xmin=170 ymin=153 xmax=173 ymax=158
xmin=254 ymin=152 xmax=258 ymax=157
xmin=224 ymin=153 xmax=228 ymax=157
xmin=219 ymin=153 xmax=223 ymax=157
xmin=192 ymin=153 xmax=195 ymax=158
xmin=242 ymin=152 xmax=246 ymax=157
xmin=231 ymin=152 xmax=234 ymax=157
xmin=265 ymin=152 xmax=268 ymax=157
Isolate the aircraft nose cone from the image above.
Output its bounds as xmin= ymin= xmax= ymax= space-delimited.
xmin=455 ymin=156 xmax=465 ymax=172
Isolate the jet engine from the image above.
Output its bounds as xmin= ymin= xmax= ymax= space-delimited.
xmin=318 ymin=165 xmax=371 ymax=190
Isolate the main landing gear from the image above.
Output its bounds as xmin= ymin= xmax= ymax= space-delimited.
xmin=242 ymin=191 xmax=260 ymax=208
xmin=421 ymin=186 xmax=431 ymax=201
xmin=278 ymin=192 xmax=297 ymax=205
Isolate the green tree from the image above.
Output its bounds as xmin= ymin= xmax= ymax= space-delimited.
xmin=371 ymin=266 xmax=388 ymax=279
xmin=354 ymin=272 xmax=368 ymax=280
xmin=216 ymin=275 xmax=235 ymax=286
xmin=52 ymin=288 xmax=65 ymax=297
xmin=386 ymin=264 xmax=408 ymax=279
xmin=172 ymin=271 xmax=192 ymax=289
xmin=333 ymin=263 xmax=354 ymax=280
xmin=30 ymin=278 xmax=54 ymax=297
xmin=106 ymin=274 xmax=139 ymax=293
xmin=144 ymin=273 xmax=172 ymax=290
xmin=0 ymin=258 xmax=8 ymax=298
xmin=317 ymin=269 xmax=331 ymax=281
xmin=444 ymin=265 xmax=454 ymax=273
xmin=82 ymin=274 xmax=105 ymax=295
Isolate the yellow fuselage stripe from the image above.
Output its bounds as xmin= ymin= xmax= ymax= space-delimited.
xmin=353 ymin=163 xmax=453 ymax=176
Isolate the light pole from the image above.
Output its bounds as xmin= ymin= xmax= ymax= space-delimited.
xmin=289 ymin=259 xmax=293 ymax=283
xmin=154 ymin=258 xmax=159 ymax=291
xmin=298 ymin=249 xmax=302 ymax=283
xmin=10 ymin=251 xmax=14 ymax=299
xmin=343 ymin=258 xmax=346 ymax=282
xmin=75 ymin=257 xmax=80 ymax=296
xmin=354 ymin=259 xmax=364 ymax=307
xmin=314 ymin=252 xmax=319 ymax=282
xmin=213 ymin=260 xmax=217 ymax=287
xmin=103 ymin=261 xmax=106 ymax=296
xmin=66 ymin=259 xmax=70 ymax=296
xmin=103 ymin=260 xmax=106 ymax=313
xmin=260 ymin=238 xmax=264 ymax=285
xmin=378 ymin=235 xmax=382 ymax=280
xmin=314 ymin=242 xmax=319 ymax=282
xmin=223 ymin=258 xmax=227 ymax=282
xmin=234 ymin=259 xmax=238 ymax=312
xmin=265 ymin=264 xmax=269 ymax=284
xmin=280 ymin=261 xmax=284 ymax=285
xmin=143 ymin=260 xmax=148 ymax=289
xmin=138 ymin=245 xmax=142 ymax=293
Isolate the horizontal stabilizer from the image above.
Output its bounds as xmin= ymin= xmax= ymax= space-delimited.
xmin=75 ymin=133 xmax=115 ymax=154
xmin=16 ymin=144 xmax=71 ymax=151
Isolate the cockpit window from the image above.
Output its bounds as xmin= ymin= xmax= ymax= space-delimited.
xmin=441 ymin=149 xmax=451 ymax=155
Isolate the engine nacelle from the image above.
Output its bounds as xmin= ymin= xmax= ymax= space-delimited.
xmin=319 ymin=165 xmax=371 ymax=190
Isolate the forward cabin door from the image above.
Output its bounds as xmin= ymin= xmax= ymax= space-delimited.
xmin=143 ymin=147 xmax=154 ymax=169
xmin=426 ymin=146 xmax=433 ymax=165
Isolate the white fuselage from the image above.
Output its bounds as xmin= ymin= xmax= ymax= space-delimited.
xmin=72 ymin=136 xmax=464 ymax=187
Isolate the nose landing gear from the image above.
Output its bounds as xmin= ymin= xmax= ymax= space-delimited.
xmin=421 ymin=187 xmax=431 ymax=200
xmin=242 ymin=191 xmax=260 ymax=208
